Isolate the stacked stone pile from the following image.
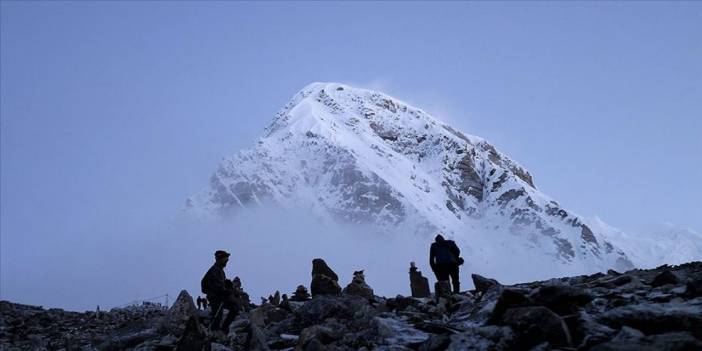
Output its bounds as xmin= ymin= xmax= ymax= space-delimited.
xmin=2 ymin=261 xmax=701 ymax=350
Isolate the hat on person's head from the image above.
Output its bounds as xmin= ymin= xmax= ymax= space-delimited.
xmin=214 ymin=250 xmax=231 ymax=259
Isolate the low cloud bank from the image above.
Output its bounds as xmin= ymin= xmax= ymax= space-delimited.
xmin=2 ymin=205 xmax=434 ymax=311
xmin=3 ymin=203 xmax=615 ymax=311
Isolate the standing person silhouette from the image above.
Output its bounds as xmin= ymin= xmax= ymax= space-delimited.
xmin=201 ymin=250 xmax=238 ymax=333
xmin=429 ymin=234 xmax=463 ymax=294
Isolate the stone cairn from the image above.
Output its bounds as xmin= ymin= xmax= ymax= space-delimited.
xmin=409 ymin=262 xmax=430 ymax=298
xmin=290 ymin=285 xmax=311 ymax=301
xmin=310 ymin=258 xmax=342 ymax=296
xmin=342 ymin=270 xmax=374 ymax=300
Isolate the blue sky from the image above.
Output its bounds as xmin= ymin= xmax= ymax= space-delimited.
xmin=1 ymin=2 xmax=700 ymax=309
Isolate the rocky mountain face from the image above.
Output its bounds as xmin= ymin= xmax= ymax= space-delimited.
xmin=2 ymin=261 xmax=701 ymax=350
xmin=187 ymin=82 xmax=634 ymax=275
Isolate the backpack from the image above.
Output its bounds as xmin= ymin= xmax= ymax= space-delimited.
xmin=201 ymin=273 xmax=210 ymax=295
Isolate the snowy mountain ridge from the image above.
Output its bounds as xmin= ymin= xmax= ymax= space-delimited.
xmin=186 ymin=82 xmax=697 ymax=279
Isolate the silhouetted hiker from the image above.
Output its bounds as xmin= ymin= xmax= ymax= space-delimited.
xmin=201 ymin=250 xmax=238 ymax=332
xmin=429 ymin=234 xmax=464 ymax=294
xmin=202 ymin=297 xmax=208 ymax=309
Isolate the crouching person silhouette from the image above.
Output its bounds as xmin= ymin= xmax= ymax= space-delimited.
xmin=429 ymin=234 xmax=463 ymax=294
xmin=201 ymin=250 xmax=239 ymax=333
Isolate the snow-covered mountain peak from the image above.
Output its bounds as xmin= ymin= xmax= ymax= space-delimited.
xmin=263 ymin=82 xmax=484 ymax=149
xmin=187 ymin=82 xmax=640 ymax=277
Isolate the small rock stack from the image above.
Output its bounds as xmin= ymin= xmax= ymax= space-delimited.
xmin=409 ymin=261 xmax=430 ymax=298
xmin=290 ymin=285 xmax=311 ymax=302
xmin=342 ymin=270 xmax=374 ymax=300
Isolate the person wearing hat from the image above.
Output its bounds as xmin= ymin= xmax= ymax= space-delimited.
xmin=201 ymin=250 xmax=238 ymax=332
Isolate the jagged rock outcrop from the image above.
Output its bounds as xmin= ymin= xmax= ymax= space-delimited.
xmin=2 ymin=262 xmax=701 ymax=350
xmin=161 ymin=290 xmax=201 ymax=336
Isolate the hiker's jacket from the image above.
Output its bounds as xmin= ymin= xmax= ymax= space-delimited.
xmin=202 ymin=262 xmax=229 ymax=298
xmin=430 ymin=239 xmax=460 ymax=268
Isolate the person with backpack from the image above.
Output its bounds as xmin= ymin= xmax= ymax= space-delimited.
xmin=429 ymin=234 xmax=464 ymax=294
xmin=201 ymin=250 xmax=238 ymax=333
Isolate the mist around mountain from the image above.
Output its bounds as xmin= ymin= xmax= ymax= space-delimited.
xmin=186 ymin=83 xmax=701 ymax=284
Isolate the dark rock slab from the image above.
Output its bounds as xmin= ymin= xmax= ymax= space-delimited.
xmin=650 ymin=270 xmax=680 ymax=287
xmin=530 ymin=284 xmax=594 ymax=315
xmin=446 ymin=325 xmax=515 ymax=351
xmin=599 ymin=303 xmax=702 ymax=339
xmin=417 ymin=334 xmax=451 ymax=351
xmin=174 ymin=317 xmax=206 ymax=351
xmin=487 ymin=288 xmax=531 ymax=324
xmin=294 ymin=295 xmax=375 ymax=327
xmin=686 ymin=277 xmax=702 ymax=297
xmin=590 ymin=332 xmax=702 ymax=351
xmin=501 ymin=306 xmax=571 ymax=348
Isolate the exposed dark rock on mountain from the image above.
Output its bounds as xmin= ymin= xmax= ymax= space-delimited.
xmin=2 ymin=261 xmax=701 ymax=350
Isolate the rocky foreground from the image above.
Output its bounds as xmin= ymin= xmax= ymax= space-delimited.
xmin=2 ymin=261 xmax=702 ymax=351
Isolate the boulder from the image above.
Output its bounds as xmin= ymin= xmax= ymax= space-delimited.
xmin=161 ymin=290 xmax=201 ymax=336
xmin=590 ymin=332 xmax=702 ymax=351
xmin=298 ymin=324 xmax=342 ymax=348
xmin=417 ymin=334 xmax=451 ymax=351
xmin=446 ymin=326 xmax=515 ymax=351
xmin=566 ymin=313 xmax=617 ymax=349
xmin=530 ymin=284 xmax=594 ymax=315
xmin=610 ymin=326 xmax=644 ymax=342
xmin=249 ymin=303 xmax=289 ymax=327
xmin=294 ymin=295 xmax=376 ymax=327
xmin=596 ymin=275 xmax=633 ymax=288
xmin=685 ymin=277 xmax=702 ymax=297
xmin=372 ymin=316 xmax=430 ymax=345
xmin=650 ymin=270 xmax=680 ymax=287
xmin=311 ymin=275 xmax=342 ymax=297
xmin=471 ymin=274 xmax=501 ymax=294
xmin=599 ymin=303 xmax=702 ymax=339
xmin=174 ymin=316 xmax=207 ymax=351
xmin=409 ymin=262 xmax=431 ymax=298
xmin=245 ymin=322 xmax=271 ymax=351
xmin=312 ymin=258 xmax=338 ymax=280
xmin=211 ymin=342 xmax=234 ymax=351
xmin=311 ymin=259 xmax=341 ymax=296
xmin=487 ymin=288 xmax=531 ymax=324
xmin=500 ymin=306 xmax=571 ymax=348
